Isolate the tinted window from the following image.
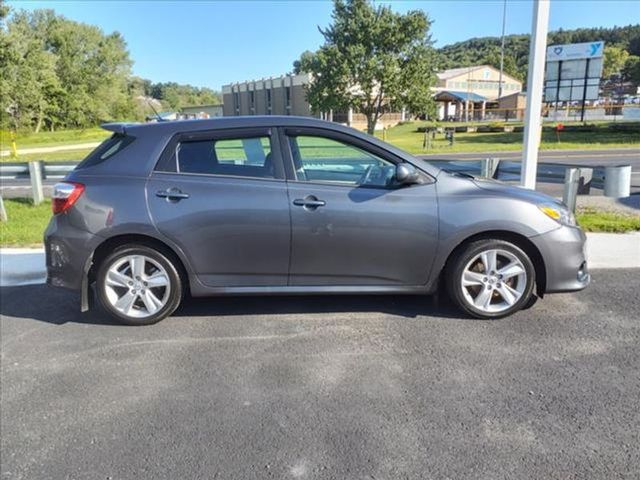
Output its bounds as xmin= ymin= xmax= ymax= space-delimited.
xmin=177 ymin=136 xmax=274 ymax=178
xmin=76 ymin=134 xmax=135 ymax=169
xmin=288 ymin=135 xmax=395 ymax=187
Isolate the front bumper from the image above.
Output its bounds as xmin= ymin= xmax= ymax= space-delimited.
xmin=530 ymin=225 xmax=590 ymax=293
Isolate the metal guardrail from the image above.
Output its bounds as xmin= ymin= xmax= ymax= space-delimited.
xmin=0 ymin=158 xmax=633 ymax=213
xmin=0 ymin=161 xmax=76 ymax=180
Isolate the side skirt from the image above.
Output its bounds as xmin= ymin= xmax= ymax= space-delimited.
xmin=188 ymin=282 xmax=432 ymax=297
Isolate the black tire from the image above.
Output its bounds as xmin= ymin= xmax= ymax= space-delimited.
xmin=445 ymin=239 xmax=536 ymax=319
xmin=95 ymin=244 xmax=183 ymax=325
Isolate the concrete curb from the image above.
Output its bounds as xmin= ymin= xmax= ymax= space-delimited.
xmin=585 ymin=232 xmax=640 ymax=269
xmin=1 ymin=248 xmax=47 ymax=287
xmin=1 ymin=233 xmax=639 ymax=287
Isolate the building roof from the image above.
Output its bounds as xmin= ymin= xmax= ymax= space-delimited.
xmin=437 ymin=65 xmax=491 ymax=81
xmin=434 ymin=90 xmax=488 ymax=102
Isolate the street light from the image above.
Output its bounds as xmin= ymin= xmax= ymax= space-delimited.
xmin=521 ymin=0 xmax=550 ymax=190
xmin=498 ymin=0 xmax=508 ymax=100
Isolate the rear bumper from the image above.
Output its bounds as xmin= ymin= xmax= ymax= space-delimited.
xmin=530 ymin=225 xmax=590 ymax=293
xmin=44 ymin=215 xmax=99 ymax=293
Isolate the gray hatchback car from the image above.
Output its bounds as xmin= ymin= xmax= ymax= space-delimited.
xmin=45 ymin=116 xmax=589 ymax=325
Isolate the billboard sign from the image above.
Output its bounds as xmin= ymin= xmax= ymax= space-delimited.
xmin=544 ymin=41 xmax=604 ymax=104
xmin=546 ymin=41 xmax=604 ymax=62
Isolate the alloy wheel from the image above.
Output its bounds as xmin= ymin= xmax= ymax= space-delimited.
xmin=459 ymin=248 xmax=527 ymax=314
xmin=103 ymin=254 xmax=171 ymax=319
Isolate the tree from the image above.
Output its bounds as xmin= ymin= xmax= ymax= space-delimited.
xmin=296 ymin=0 xmax=437 ymax=134
xmin=437 ymin=24 xmax=640 ymax=85
xmin=0 ymin=9 xmax=61 ymax=131
xmin=623 ymin=56 xmax=640 ymax=85
xmin=147 ymin=82 xmax=221 ymax=110
xmin=603 ymin=45 xmax=630 ymax=79
xmin=0 ymin=8 xmax=134 ymax=131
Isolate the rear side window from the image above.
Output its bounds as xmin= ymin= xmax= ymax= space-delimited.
xmin=175 ymin=136 xmax=274 ymax=178
xmin=76 ymin=134 xmax=135 ymax=169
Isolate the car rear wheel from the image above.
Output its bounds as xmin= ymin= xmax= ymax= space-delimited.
xmin=96 ymin=244 xmax=183 ymax=325
xmin=446 ymin=239 xmax=535 ymax=319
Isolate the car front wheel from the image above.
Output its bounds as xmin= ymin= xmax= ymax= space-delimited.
xmin=96 ymin=244 xmax=183 ymax=325
xmin=446 ymin=239 xmax=536 ymax=319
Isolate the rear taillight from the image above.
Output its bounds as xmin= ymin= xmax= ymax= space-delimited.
xmin=52 ymin=182 xmax=85 ymax=214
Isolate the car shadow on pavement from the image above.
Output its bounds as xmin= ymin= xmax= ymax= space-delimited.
xmin=176 ymin=292 xmax=464 ymax=320
xmin=0 ymin=284 xmax=466 ymax=326
xmin=617 ymin=192 xmax=640 ymax=211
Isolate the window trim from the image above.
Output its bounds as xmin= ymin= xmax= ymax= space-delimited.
xmin=280 ymin=126 xmax=431 ymax=189
xmin=154 ymin=127 xmax=286 ymax=181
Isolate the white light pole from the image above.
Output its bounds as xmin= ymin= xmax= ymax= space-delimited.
xmin=521 ymin=0 xmax=550 ymax=190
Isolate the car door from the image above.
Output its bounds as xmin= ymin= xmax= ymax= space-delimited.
xmin=147 ymin=127 xmax=290 ymax=287
xmin=282 ymin=127 xmax=439 ymax=286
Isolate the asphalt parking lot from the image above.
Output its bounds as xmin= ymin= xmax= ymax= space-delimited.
xmin=1 ymin=269 xmax=639 ymax=479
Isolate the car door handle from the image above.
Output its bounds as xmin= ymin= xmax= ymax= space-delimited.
xmin=293 ymin=196 xmax=326 ymax=210
xmin=156 ymin=188 xmax=190 ymax=201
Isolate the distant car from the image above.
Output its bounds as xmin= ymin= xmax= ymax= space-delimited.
xmin=45 ymin=116 xmax=589 ymax=325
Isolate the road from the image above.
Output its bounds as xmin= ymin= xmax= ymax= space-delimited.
xmin=0 ymin=141 xmax=100 ymax=158
xmin=418 ymin=147 xmax=640 ymax=170
xmin=1 ymin=148 xmax=638 ymax=198
xmin=2 ymin=269 xmax=639 ymax=479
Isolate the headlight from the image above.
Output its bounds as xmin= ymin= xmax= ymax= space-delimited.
xmin=538 ymin=203 xmax=577 ymax=227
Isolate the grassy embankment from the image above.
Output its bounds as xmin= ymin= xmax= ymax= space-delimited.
xmin=0 ymin=127 xmax=109 ymax=163
xmin=377 ymin=121 xmax=640 ymax=154
xmin=2 ymin=121 xmax=639 ymax=162
xmin=1 ymin=198 xmax=638 ymax=247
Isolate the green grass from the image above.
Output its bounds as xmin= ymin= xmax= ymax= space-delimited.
xmin=0 ymin=127 xmax=109 ymax=150
xmin=576 ymin=208 xmax=640 ymax=233
xmin=0 ymin=199 xmax=52 ymax=247
xmin=378 ymin=121 xmax=640 ymax=154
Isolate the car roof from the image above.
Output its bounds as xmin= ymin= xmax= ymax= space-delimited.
xmin=102 ymin=116 xmax=358 ymax=136
xmin=96 ymin=116 xmax=441 ymax=177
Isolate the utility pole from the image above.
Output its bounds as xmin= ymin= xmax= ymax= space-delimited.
xmin=521 ymin=0 xmax=550 ymax=190
xmin=498 ymin=0 xmax=508 ymax=100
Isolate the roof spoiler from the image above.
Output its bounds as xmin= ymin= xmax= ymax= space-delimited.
xmin=101 ymin=122 xmax=129 ymax=135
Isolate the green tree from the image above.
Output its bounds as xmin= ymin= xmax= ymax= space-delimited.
xmin=297 ymin=0 xmax=437 ymax=134
xmin=437 ymin=24 xmax=640 ymax=85
xmin=623 ymin=56 xmax=640 ymax=85
xmin=0 ymin=7 xmax=134 ymax=131
xmin=1 ymin=9 xmax=61 ymax=131
xmin=603 ymin=45 xmax=630 ymax=78
xmin=47 ymin=15 xmax=133 ymax=128
xmin=148 ymin=82 xmax=220 ymax=110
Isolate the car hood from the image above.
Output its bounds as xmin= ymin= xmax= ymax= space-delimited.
xmin=442 ymin=171 xmax=563 ymax=205
xmin=470 ymin=176 xmax=564 ymax=206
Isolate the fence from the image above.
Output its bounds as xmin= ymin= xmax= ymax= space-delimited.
xmin=0 ymin=158 xmax=632 ymax=218
xmin=0 ymin=161 xmax=76 ymax=208
xmin=438 ymin=104 xmax=640 ymax=123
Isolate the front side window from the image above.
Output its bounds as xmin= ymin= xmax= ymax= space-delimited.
xmin=176 ymin=136 xmax=274 ymax=178
xmin=288 ymin=135 xmax=396 ymax=188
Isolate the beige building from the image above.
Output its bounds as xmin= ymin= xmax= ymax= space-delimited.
xmin=433 ymin=65 xmax=523 ymax=120
xmin=497 ymin=92 xmax=527 ymax=120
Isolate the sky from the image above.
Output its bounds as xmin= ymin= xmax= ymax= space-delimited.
xmin=9 ymin=0 xmax=640 ymax=90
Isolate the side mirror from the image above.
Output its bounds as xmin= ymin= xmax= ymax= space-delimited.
xmin=395 ymin=163 xmax=421 ymax=185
